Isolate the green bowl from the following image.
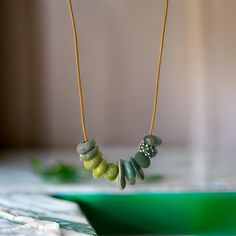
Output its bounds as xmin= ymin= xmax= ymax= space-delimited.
xmin=57 ymin=192 xmax=236 ymax=235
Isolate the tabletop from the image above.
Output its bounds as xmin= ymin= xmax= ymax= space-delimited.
xmin=0 ymin=146 xmax=235 ymax=235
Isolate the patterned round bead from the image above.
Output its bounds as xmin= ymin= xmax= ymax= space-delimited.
xmin=83 ymin=152 xmax=102 ymax=170
xmin=139 ymin=141 xmax=157 ymax=158
xmin=124 ymin=160 xmax=136 ymax=185
xmin=80 ymin=146 xmax=99 ymax=161
xmin=77 ymin=139 xmax=95 ymax=154
xmin=104 ymin=163 xmax=119 ymax=181
xmin=144 ymin=135 xmax=162 ymax=147
xmin=134 ymin=152 xmax=150 ymax=168
xmin=118 ymin=159 xmax=126 ymax=190
xmin=92 ymin=159 xmax=108 ymax=178
xmin=130 ymin=157 xmax=145 ymax=180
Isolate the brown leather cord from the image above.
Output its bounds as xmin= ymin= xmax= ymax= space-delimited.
xmin=68 ymin=0 xmax=169 ymax=140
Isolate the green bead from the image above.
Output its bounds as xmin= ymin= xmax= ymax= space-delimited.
xmin=144 ymin=135 xmax=162 ymax=146
xmin=104 ymin=163 xmax=119 ymax=181
xmin=92 ymin=159 xmax=108 ymax=178
xmin=118 ymin=159 xmax=126 ymax=190
xmin=130 ymin=157 xmax=145 ymax=180
xmin=83 ymin=152 xmax=102 ymax=170
xmin=77 ymin=139 xmax=96 ymax=154
xmin=80 ymin=146 xmax=99 ymax=161
xmin=134 ymin=152 xmax=150 ymax=168
xmin=124 ymin=160 xmax=136 ymax=185
xmin=139 ymin=141 xmax=157 ymax=158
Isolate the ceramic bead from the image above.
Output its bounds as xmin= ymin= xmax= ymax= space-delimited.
xmin=139 ymin=141 xmax=157 ymax=158
xmin=144 ymin=135 xmax=162 ymax=147
xmin=104 ymin=163 xmax=119 ymax=181
xmin=124 ymin=160 xmax=136 ymax=185
xmin=92 ymin=159 xmax=108 ymax=178
xmin=118 ymin=159 xmax=126 ymax=190
xmin=130 ymin=157 xmax=145 ymax=180
xmin=80 ymin=146 xmax=99 ymax=161
xmin=83 ymin=152 xmax=102 ymax=170
xmin=134 ymin=152 xmax=150 ymax=168
xmin=77 ymin=139 xmax=96 ymax=154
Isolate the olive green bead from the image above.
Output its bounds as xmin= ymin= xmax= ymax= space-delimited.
xmin=104 ymin=163 xmax=119 ymax=181
xmin=80 ymin=146 xmax=99 ymax=161
xmin=92 ymin=159 xmax=108 ymax=178
xmin=118 ymin=159 xmax=126 ymax=190
xmin=134 ymin=152 xmax=150 ymax=168
xmin=83 ymin=152 xmax=102 ymax=170
xmin=144 ymin=135 xmax=162 ymax=147
xmin=130 ymin=157 xmax=145 ymax=180
xmin=124 ymin=160 xmax=136 ymax=185
xmin=77 ymin=139 xmax=96 ymax=154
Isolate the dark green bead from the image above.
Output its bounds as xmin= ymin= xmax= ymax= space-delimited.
xmin=144 ymin=135 xmax=162 ymax=146
xmin=118 ymin=159 xmax=126 ymax=190
xmin=77 ymin=139 xmax=96 ymax=154
xmin=130 ymin=157 xmax=145 ymax=180
xmin=80 ymin=146 xmax=99 ymax=161
xmin=134 ymin=152 xmax=150 ymax=168
xmin=139 ymin=141 xmax=157 ymax=158
xmin=124 ymin=160 xmax=136 ymax=185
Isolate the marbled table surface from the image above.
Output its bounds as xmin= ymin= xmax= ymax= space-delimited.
xmin=1 ymin=146 xmax=235 ymax=193
xmin=0 ymin=146 xmax=235 ymax=235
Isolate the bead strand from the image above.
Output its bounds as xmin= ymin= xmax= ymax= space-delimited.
xmin=118 ymin=134 xmax=161 ymax=189
xmin=77 ymin=140 xmax=119 ymax=181
xmin=77 ymin=134 xmax=161 ymax=190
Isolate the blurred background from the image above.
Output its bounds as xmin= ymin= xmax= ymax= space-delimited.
xmin=1 ymin=2 xmax=236 ymax=234
xmin=0 ymin=0 xmax=235 ymax=150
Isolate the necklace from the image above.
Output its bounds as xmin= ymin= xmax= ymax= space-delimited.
xmin=68 ymin=0 xmax=169 ymax=190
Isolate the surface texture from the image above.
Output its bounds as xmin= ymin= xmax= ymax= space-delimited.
xmin=0 ymin=193 xmax=96 ymax=236
xmin=0 ymin=146 xmax=235 ymax=235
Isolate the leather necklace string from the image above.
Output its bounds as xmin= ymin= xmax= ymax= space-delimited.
xmin=68 ymin=0 xmax=88 ymax=141
xmin=149 ymin=0 xmax=169 ymax=135
xmin=67 ymin=0 xmax=169 ymax=141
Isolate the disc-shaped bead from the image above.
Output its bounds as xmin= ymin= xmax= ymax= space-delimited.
xmin=144 ymin=135 xmax=162 ymax=147
xmin=80 ymin=146 xmax=99 ymax=161
xmin=104 ymin=163 xmax=119 ymax=181
xmin=77 ymin=139 xmax=96 ymax=154
xmin=134 ymin=152 xmax=151 ymax=168
xmin=130 ymin=157 xmax=145 ymax=180
xmin=92 ymin=159 xmax=108 ymax=178
xmin=124 ymin=160 xmax=136 ymax=185
xmin=83 ymin=152 xmax=102 ymax=170
xmin=118 ymin=159 xmax=126 ymax=190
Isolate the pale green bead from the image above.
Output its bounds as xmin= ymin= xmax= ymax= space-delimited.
xmin=77 ymin=139 xmax=96 ymax=154
xmin=83 ymin=152 xmax=102 ymax=170
xmin=92 ymin=159 xmax=108 ymax=178
xmin=80 ymin=146 xmax=99 ymax=161
xmin=104 ymin=163 xmax=119 ymax=181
